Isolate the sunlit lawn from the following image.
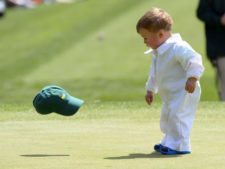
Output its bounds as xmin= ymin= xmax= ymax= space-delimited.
xmin=0 ymin=101 xmax=224 ymax=169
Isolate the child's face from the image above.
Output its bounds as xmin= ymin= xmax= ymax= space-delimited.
xmin=138 ymin=28 xmax=164 ymax=49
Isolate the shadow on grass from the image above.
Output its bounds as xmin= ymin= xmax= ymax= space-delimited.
xmin=105 ymin=151 xmax=182 ymax=159
xmin=20 ymin=154 xmax=70 ymax=157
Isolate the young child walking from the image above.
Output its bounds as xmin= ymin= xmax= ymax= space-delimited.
xmin=136 ymin=7 xmax=204 ymax=155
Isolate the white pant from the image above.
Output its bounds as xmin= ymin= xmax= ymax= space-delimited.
xmin=216 ymin=57 xmax=225 ymax=101
xmin=159 ymin=84 xmax=201 ymax=152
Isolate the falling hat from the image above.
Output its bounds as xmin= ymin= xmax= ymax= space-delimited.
xmin=33 ymin=85 xmax=84 ymax=116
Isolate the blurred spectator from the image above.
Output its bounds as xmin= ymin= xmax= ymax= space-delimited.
xmin=0 ymin=0 xmax=6 ymax=18
xmin=7 ymin=0 xmax=35 ymax=8
xmin=197 ymin=0 xmax=225 ymax=101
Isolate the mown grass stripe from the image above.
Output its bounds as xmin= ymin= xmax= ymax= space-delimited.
xmin=0 ymin=0 xmax=147 ymax=80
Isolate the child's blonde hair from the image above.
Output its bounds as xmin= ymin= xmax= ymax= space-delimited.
xmin=136 ymin=7 xmax=173 ymax=33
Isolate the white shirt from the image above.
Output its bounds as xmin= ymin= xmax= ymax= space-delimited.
xmin=145 ymin=33 xmax=204 ymax=100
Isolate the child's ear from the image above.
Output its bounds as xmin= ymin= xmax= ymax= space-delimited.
xmin=158 ymin=30 xmax=164 ymax=38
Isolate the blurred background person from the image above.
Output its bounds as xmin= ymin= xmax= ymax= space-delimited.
xmin=7 ymin=0 xmax=35 ymax=8
xmin=0 ymin=0 xmax=6 ymax=18
xmin=197 ymin=0 xmax=225 ymax=101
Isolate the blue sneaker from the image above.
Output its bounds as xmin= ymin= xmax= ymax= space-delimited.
xmin=160 ymin=146 xmax=191 ymax=155
xmin=154 ymin=144 xmax=162 ymax=152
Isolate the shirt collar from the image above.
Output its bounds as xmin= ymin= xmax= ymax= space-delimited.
xmin=144 ymin=33 xmax=182 ymax=56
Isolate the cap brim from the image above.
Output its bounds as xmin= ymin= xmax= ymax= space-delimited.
xmin=57 ymin=96 xmax=84 ymax=116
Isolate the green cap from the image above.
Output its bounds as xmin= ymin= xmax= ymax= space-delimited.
xmin=33 ymin=85 xmax=84 ymax=116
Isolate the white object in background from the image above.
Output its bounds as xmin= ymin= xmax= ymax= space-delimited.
xmin=0 ymin=0 xmax=6 ymax=13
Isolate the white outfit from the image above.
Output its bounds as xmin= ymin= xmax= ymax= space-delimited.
xmin=145 ymin=34 xmax=204 ymax=152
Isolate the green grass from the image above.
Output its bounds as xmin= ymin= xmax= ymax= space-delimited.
xmin=0 ymin=101 xmax=225 ymax=169
xmin=0 ymin=2 xmax=223 ymax=168
xmin=0 ymin=0 xmax=219 ymax=104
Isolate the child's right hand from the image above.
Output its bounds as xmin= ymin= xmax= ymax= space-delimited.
xmin=145 ymin=91 xmax=153 ymax=105
xmin=221 ymin=13 xmax=225 ymax=25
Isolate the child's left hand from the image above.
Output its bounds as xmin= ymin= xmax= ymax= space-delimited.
xmin=185 ymin=77 xmax=197 ymax=93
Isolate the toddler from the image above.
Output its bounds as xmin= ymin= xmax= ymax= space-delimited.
xmin=136 ymin=7 xmax=204 ymax=155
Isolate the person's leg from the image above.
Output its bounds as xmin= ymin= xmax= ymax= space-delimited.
xmin=153 ymin=102 xmax=172 ymax=152
xmin=159 ymin=102 xmax=169 ymax=146
xmin=153 ymin=103 xmax=168 ymax=152
xmin=162 ymin=85 xmax=201 ymax=152
xmin=216 ymin=57 xmax=225 ymax=101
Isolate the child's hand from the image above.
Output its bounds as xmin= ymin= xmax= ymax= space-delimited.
xmin=145 ymin=91 xmax=153 ymax=105
xmin=185 ymin=77 xmax=197 ymax=93
xmin=221 ymin=13 xmax=225 ymax=25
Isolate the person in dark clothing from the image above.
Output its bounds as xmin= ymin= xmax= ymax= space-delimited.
xmin=197 ymin=0 xmax=225 ymax=101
